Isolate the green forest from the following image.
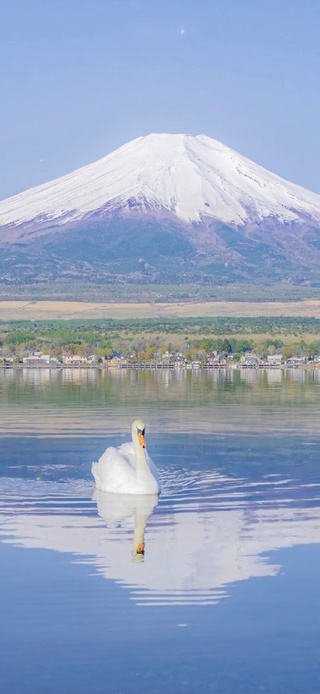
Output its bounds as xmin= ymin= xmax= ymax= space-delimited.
xmin=1 ymin=316 xmax=320 ymax=361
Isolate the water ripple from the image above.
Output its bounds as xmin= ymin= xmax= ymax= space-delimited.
xmin=1 ymin=466 xmax=320 ymax=606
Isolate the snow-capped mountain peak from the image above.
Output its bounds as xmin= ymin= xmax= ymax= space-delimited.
xmin=1 ymin=133 xmax=320 ymax=229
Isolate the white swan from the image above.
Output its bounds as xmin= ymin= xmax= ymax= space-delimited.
xmin=91 ymin=420 xmax=161 ymax=495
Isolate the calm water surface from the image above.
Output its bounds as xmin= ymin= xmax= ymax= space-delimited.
xmin=1 ymin=368 xmax=320 ymax=693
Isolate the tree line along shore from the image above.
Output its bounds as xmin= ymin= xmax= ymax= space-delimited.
xmin=1 ymin=316 xmax=320 ymax=367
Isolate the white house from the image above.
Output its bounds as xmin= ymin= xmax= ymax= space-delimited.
xmin=62 ymin=354 xmax=89 ymax=365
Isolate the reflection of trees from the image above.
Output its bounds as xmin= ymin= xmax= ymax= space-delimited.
xmin=1 ymin=368 xmax=320 ymax=411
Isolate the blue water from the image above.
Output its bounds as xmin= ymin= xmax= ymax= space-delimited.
xmin=1 ymin=369 xmax=320 ymax=693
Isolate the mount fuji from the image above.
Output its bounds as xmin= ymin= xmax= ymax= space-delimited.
xmin=1 ymin=133 xmax=320 ymax=284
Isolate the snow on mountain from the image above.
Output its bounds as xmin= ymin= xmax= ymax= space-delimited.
xmin=1 ymin=133 xmax=320 ymax=230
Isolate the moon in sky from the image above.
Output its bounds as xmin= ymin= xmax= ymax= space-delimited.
xmin=180 ymin=28 xmax=186 ymax=35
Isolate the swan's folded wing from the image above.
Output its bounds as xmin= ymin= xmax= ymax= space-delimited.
xmin=91 ymin=444 xmax=136 ymax=493
xmin=117 ymin=442 xmax=135 ymax=466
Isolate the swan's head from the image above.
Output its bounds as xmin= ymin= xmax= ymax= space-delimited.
xmin=131 ymin=541 xmax=145 ymax=562
xmin=132 ymin=419 xmax=146 ymax=448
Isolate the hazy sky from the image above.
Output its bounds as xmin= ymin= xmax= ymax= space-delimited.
xmin=1 ymin=0 xmax=320 ymax=200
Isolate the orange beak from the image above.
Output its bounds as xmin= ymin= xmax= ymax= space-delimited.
xmin=136 ymin=542 xmax=145 ymax=555
xmin=137 ymin=431 xmax=146 ymax=448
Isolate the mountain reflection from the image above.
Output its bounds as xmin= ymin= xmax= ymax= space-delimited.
xmin=1 ymin=472 xmax=320 ymax=606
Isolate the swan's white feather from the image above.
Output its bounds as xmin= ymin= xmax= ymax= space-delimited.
xmin=92 ymin=446 xmax=136 ymax=494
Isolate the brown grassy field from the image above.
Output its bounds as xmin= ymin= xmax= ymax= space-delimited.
xmin=1 ymin=299 xmax=320 ymax=320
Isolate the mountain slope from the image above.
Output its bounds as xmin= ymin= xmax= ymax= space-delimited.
xmin=0 ymin=133 xmax=320 ymax=284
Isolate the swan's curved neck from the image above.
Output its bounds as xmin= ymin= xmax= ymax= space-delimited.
xmin=132 ymin=512 xmax=148 ymax=552
xmin=133 ymin=436 xmax=148 ymax=469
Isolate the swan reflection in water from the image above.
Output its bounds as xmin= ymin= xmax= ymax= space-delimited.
xmin=93 ymin=490 xmax=159 ymax=562
xmin=2 ymin=472 xmax=320 ymax=606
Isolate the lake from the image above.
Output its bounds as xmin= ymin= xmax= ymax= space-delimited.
xmin=1 ymin=367 xmax=320 ymax=693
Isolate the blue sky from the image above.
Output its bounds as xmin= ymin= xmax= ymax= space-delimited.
xmin=1 ymin=0 xmax=320 ymax=199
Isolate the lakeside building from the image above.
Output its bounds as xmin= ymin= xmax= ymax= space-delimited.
xmin=62 ymin=354 xmax=90 ymax=365
xmin=266 ymin=354 xmax=283 ymax=366
xmin=285 ymin=356 xmax=308 ymax=366
xmin=22 ymin=354 xmax=51 ymax=366
xmin=105 ymin=355 xmax=127 ymax=367
xmin=2 ymin=347 xmax=320 ymax=370
xmin=240 ymin=353 xmax=261 ymax=368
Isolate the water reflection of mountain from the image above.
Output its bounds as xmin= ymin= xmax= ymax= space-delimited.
xmin=1 ymin=472 xmax=320 ymax=606
xmin=1 ymin=368 xmax=320 ymax=436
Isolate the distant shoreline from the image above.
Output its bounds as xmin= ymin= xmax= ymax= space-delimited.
xmin=0 ymin=363 xmax=318 ymax=371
